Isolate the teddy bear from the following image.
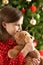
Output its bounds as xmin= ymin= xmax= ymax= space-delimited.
xmin=8 ymin=31 xmax=43 ymax=65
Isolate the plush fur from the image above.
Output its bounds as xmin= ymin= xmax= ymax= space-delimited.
xmin=8 ymin=31 xmax=43 ymax=65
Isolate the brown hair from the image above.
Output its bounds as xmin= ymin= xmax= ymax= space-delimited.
xmin=0 ymin=6 xmax=22 ymax=41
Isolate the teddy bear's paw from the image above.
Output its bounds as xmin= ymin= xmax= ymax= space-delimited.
xmin=24 ymin=57 xmax=33 ymax=65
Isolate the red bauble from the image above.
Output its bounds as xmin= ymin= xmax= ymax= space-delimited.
xmin=33 ymin=39 xmax=38 ymax=47
xmin=30 ymin=5 xmax=36 ymax=12
xmin=39 ymin=50 xmax=43 ymax=56
xmin=21 ymin=8 xmax=26 ymax=13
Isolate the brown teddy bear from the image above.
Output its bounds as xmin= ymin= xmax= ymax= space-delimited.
xmin=39 ymin=56 xmax=43 ymax=65
xmin=8 ymin=31 xmax=43 ymax=65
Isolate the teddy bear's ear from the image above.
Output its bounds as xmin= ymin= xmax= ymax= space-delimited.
xmin=14 ymin=32 xmax=25 ymax=45
xmin=14 ymin=32 xmax=21 ymax=45
xmin=14 ymin=32 xmax=20 ymax=40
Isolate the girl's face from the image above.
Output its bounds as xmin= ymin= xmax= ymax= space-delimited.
xmin=2 ymin=16 xmax=23 ymax=36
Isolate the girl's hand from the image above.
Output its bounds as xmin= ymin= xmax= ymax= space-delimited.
xmin=25 ymin=42 xmax=35 ymax=52
xmin=21 ymin=42 xmax=35 ymax=57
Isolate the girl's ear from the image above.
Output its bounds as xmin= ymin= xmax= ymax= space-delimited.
xmin=2 ymin=22 xmax=7 ymax=28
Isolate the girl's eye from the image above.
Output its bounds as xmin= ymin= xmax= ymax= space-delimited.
xmin=14 ymin=24 xmax=18 ymax=26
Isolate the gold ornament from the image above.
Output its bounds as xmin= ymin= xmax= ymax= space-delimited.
xmin=2 ymin=0 xmax=9 ymax=5
xmin=26 ymin=0 xmax=31 ymax=2
xmin=30 ymin=17 xmax=36 ymax=25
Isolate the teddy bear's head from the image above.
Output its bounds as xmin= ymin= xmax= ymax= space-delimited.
xmin=14 ymin=31 xmax=34 ymax=46
xmin=8 ymin=31 xmax=34 ymax=58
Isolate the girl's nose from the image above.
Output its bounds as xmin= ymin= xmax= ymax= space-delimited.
xmin=18 ymin=25 xmax=22 ymax=31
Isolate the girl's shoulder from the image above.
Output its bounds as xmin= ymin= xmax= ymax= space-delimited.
xmin=0 ymin=38 xmax=16 ymax=46
xmin=0 ymin=38 xmax=16 ymax=55
xmin=7 ymin=38 xmax=16 ymax=45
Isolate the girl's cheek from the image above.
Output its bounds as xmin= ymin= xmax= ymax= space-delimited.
xmin=14 ymin=26 xmax=19 ymax=31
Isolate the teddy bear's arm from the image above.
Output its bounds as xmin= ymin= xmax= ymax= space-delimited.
xmin=29 ymin=48 xmax=40 ymax=58
xmin=8 ymin=45 xmax=23 ymax=58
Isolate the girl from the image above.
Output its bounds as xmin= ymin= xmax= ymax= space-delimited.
xmin=0 ymin=6 xmax=34 ymax=65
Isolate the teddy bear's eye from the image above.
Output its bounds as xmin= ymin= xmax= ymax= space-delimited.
xmin=30 ymin=36 xmax=32 ymax=39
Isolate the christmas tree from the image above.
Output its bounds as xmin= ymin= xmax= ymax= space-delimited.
xmin=0 ymin=0 xmax=43 ymax=56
